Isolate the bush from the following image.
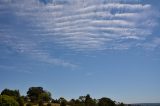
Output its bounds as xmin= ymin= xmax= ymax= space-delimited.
xmin=0 ymin=95 xmax=19 ymax=106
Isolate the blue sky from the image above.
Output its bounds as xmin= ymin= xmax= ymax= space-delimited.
xmin=0 ymin=0 xmax=160 ymax=104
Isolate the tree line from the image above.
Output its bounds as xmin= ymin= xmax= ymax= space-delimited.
xmin=0 ymin=87 xmax=131 ymax=106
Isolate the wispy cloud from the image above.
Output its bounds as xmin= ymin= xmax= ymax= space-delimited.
xmin=0 ymin=0 xmax=159 ymax=67
xmin=0 ymin=65 xmax=32 ymax=74
xmin=137 ymin=37 xmax=160 ymax=50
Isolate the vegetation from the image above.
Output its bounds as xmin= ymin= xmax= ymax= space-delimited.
xmin=0 ymin=87 xmax=127 ymax=106
xmin=0 ymin=94 xmax=19 ymax=106
xmin=27 ymin=87 xmax=51 ymax=103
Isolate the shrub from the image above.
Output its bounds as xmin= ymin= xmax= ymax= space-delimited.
xmin=0 ymin=95 xmax=19 ymax=106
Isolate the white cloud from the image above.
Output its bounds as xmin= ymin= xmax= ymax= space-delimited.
xmin=0 ymin=0 xmax=159 ymax=67
xmin=0 ymin=31 xmax=76 ymax=68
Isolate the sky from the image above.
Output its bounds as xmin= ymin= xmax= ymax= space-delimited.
xmin=0 ymin=0 xmax=160 ymax=104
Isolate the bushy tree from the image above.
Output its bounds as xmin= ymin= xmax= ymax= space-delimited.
xmin=27 ymin=87 xmax=51 ymax=103
xmin=117 ymin=102 xmax=125 ymax=106
xmin=85 ymin=94 xmax=96 ymax=106
xmin=27 ymin=87 xmax=44 ymax=102
xmin=1 ymin=89 xmax=20 ymax=98
xmin=60 ymin=101 xmax=67 ymax=106
xmin=98 ymin=97 xmax=115 ymax=106
xmin=39 ymin=92 xmax=51 ymax=102
xmin=69 ymin=94 xmax=96 ymax=106
xmin=52 ymin=99 xmax=60 ymax=103
xmin=59 ymin=97 xmax=67 ymax=106
xmin=0 ymin=95 xmax=19 ymax=106
xmin=1 ymin=89 xmax=24 ymax=106
xmin=17 ymin=96 xmax=24 ymax=106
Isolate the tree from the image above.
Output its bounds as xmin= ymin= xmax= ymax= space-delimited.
xmin=52 ymin=99 xmax=60 ymax=103
xmin=27 ymin=87 xmax=44 ymax=102
xmin=39 ymin=92 xmax=51 ymax=102
xmin=17 ymin=96 xmax=24 ymax=106
xmin=79 ymin=96 xmax=86 ymax=102
xmin=0 ymin=95 xmax=19 ymax=106
xmin=27 ymin=87 xmax=51 ymax=103
xmin=69 ymin=99 xmax=76 ymax=106
xmin=1 ymin=89 xmax=20 ymax=98
xmin=117 ymin=102 xmax=125 ymax=106
xmin=98 ymin=97 xmax=115 ymax=106
xmin=1 ymin=88 xmax=25 ymax=106
xmin=85 ymin=94 xmax=96 ymax=106
xmin=59 ymin=97 xmax=67 ymax=106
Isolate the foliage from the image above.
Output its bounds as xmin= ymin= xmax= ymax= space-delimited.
xmin=1 ymin=89 xmax=20 ymax=98
xmin=52 ymin=99 xmax=60 ymax=103
xmin=1 ymin=87 xmax=126 ymax=106
xmin=68 ymin=94 xmax=97 ymax=106
xmin=39 ymin=92 xmax=51 ymax=102
xmin=27 ymin=87 xmax=44 ymax=102
xmin=0 ymin=95 xmax=19 ymax=106
xmin=60 ymin=101 xmax=67 ymax=106
xmin=27 ymin=87 xmax=51 ymax=103
xmin=117 ymin=102 xmax=125 ymax=106
xmin=59 ymin=97 xmax=67 ymax=106
xmin=85 ymin=94 xmax=96 ymax=106
xmin=17 ymin=96 xmax=25 ymax=106
xmin=98 ymin=97 xmax=115 ymax=106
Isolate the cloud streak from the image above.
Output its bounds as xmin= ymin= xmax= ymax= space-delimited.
xmin=0 ymin=0 xmax=159 ymax=67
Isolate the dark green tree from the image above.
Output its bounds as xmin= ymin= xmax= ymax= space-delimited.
xmin=98 ymin=97 xmax=115 ymax=106
xmin=85 ymin=94 xmax=96 ymax=106
xmin=59 ymin=97 xmax=67 ymax=106
xmin=69 ymin=99 xmax=76 ymax=106
xmin=27 ymin=87 xmax=51 ymax=103
xmin=76 ymin=99 xmax=85 ymax=106
xmin=17 ymin=96 xmax=24 ymax=106
xmin=117 ymin=102 xmax=125 ymax=106
xmin=79 ymin=96 xmax=86 ymax=102
xmin=1 ymin=89 xmax=20 ymax=98
xmin=52 ymin=99 xmax=60 ymax=103
xmin=27 ymin=87 xmax=44 ymax=102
